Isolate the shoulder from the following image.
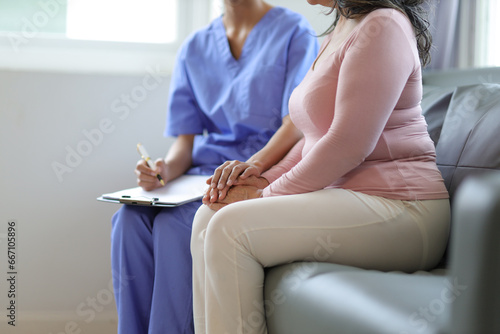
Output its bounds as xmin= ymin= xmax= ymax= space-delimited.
xmin=345 ymin=8 xmax=417 ymax=52
xmin=344 ymin=8 xmax=419 ymax=70
xmin=359 ymin=8 xmax=414 ymax=35
xmin=177 ymin=18 xmax=222 ymax=59
xmin=268 ymin=6 xmax=315 ymax=35
xmin=183 ymin=17 xmax=221 ymax=47
xmin=271 ymin=6 xmax=307 ymax=24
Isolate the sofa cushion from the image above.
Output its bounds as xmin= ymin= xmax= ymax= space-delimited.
xmin=434 ymin=84 xmax=500 ymax=201
xmin=421 ymin=85 xmax=455 ymax=145
xmin=265 ymin=262 xmax=451 ymax=334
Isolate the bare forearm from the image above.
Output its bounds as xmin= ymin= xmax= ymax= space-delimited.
xmin=163 ymin=134 xmax=195 ymax=181
xmin=246 ymin=115 xmax=302 ymax=174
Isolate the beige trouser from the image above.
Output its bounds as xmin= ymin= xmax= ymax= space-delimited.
xmin=190 ymin=188 xmax=450 ymax=334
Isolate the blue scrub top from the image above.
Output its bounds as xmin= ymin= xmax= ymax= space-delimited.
xmin=165 ymin=7 xmax=319 ymax=175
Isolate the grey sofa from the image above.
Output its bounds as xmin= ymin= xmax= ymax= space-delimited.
xmin=264 ymin=67 xmax=500 ymax=334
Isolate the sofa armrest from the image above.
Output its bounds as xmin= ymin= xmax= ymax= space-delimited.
xmin=448 ymin=172 xmax=500 ymax=334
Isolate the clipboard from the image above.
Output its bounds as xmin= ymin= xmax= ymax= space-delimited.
xmin=97 ymin=175 xmax=208 ymax=207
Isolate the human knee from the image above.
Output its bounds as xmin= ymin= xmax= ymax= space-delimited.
xmin=112 ymin=206 xmax=132 ymax=231
xmin=111 ymin=205 xmax=154 ymax=236
xmin=191 ymin=205 xmax=215 ymax=256
xmin=203 ymin=206 xmax=248 ymax=262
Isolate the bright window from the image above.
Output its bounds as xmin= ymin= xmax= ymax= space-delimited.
xmin=0 ymin=0 xmax=210 ymax=74
xmin=0 ymin=0 xmax=178 ymax=44
xmin=211 ymin=0 xmax=222 ymax=19
xmin=0 ymin=0 xmax=67 ymax=35
xmin=0 ymin=0 xmax=179 ymax=43
xmin=478 ymin=0 xmax=500 ymax=66
xmin=66 ymin=0 xmax=177 ymax=44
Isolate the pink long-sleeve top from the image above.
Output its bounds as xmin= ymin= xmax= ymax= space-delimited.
xmin=262 ymin=9 xmax=449 ymax=200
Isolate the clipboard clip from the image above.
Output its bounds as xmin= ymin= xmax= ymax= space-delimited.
xmin=119 ymin=195 xmax=160 ymax=206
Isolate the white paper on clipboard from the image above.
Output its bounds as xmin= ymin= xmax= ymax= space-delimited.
xmin=97 ymin=175 xmax=208 ymax=207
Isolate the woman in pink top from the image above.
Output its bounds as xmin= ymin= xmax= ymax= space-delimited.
xmin=191 ymin=1 xmax=450 ymax=333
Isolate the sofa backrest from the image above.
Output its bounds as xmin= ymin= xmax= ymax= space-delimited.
xmin=421 ymin=67 xmax=500 ymax=202
xmin=423 ymin=67 xmax=500 ymax=88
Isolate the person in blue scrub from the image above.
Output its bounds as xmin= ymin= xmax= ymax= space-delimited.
xmin=110 ymin=1 xmax=318 ymax=333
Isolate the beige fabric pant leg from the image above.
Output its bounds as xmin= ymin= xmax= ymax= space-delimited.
xmin=190 ymin=188 xmax=450 ymax=334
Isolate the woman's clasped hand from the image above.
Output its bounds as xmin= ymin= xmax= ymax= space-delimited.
xmin=203 ymin=161 xmax=269 ymax=211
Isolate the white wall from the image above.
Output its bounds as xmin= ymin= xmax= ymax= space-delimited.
xmin=0 ymin=2 xmax=333 ymax=334
xmin=0 ymin=69 xmax=172 ymax=334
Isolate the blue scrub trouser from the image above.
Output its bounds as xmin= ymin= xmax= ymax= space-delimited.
xmin=111 ymin=200 xmax=202 ymax=334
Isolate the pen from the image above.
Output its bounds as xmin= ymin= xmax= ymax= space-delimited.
xmin=137 ymin=143 xmax=165 ymax=186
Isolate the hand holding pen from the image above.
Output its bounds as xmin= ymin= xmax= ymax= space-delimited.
xmin=136 ymin=143 xmax=166 ymax=191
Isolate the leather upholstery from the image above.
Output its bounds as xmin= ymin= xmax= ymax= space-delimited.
xmin=449 ymin=173 xmax=500 ymax=334
xmin=432 ymin=84 xmax=500 ymax=200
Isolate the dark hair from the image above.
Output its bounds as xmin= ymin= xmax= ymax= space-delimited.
xmin=323 ymin=0 xmax=433 ymax=67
